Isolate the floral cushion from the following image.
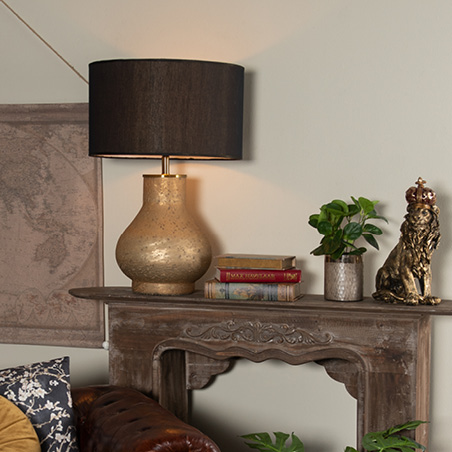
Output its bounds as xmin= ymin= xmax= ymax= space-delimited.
xmin=0 ymin=356 xmax=79 ymax=451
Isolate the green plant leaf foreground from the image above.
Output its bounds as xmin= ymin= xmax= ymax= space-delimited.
xmin=361 ymin=420 xmax=427 ymax=452
xmin=240 ymin=432 xmax=304 ymax=452
xmin=242 ymin=421 xmax=426 ymax=452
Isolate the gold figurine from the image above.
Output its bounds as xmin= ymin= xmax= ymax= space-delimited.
xmin=373 ymin=177 xmax=441 ymax=305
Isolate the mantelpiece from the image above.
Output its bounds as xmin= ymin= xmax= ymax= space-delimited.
xmin=70 ymin=286 xmax=452 ymax=450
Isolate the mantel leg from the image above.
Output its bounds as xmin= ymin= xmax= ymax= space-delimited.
xmin=157 ymin=350 xmax=189 ymax=422
xmin=359 ymin=316 xmax=431 ymax=450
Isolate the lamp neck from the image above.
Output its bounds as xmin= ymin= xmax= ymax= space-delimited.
xmin=143 ymin=174 xmax=186 ymax=205
xmin=162 ymin=156 xmax=170 ymax=175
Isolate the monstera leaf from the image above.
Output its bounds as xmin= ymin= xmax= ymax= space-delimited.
xmin=241 ymin=432 xmax=304 ymax=452
xmin=360 ymin=420 xmax=426 ymax=452
xmin=242 ymin=421 xmax=426 ymax=452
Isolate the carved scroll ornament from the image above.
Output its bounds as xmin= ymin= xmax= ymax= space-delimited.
xmin=184 ymin=320 xmax=333 ymax=346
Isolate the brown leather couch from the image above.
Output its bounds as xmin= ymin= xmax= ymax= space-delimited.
xmin=72 ymin=386 xmax=221 ymax=452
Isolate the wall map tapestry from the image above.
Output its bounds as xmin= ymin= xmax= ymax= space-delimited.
xmin=0 ymin=104 xmax=104 ymax=347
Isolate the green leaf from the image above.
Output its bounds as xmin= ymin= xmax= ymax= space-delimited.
xmin=288 ymin=434 xmax=305 ymax=452
xmin=331 ymin=244 xmax=347 ymax=260
xmin=274 ymin=432 xmax=291 ymax=450
xmin=363 ymin=234 xmax=379 ymax=250
xmin=322 ymin=229 xmax=343 ymax=255
xmin=317 ymin=209 xmax=329 ymax=223
xmin=310 ymin=244 xmax=326 ymax=256
xmin=241 ymin=432 xmax=304 ymax=452
xmin=386 ymin=420 xmax=427 ymax=435
xmin=348 ymin=247 xmax=366 ymax=255
xmin=362 ymin=431 xmax=388 ymax=450
xmin=363 ymin=224 xmax=383 ymax=235
xmin=350 ymin=196 xmax=360 ymax=209
xmin=367 ymin=213 xmax=388 ymax=223
xmin=308 ymin=214 xmax=319 ymax=228
xmin=323 ymin=201 xmax=347 ymax=217
xmin=344 ymin=448 xmax=359 ymax=452
xmin=317 ymin=221 xmax=333 ymax=235
xmin=359 ymin=197 xmax=378 ymax=215
xmin=241 ymin=432 xmax=274 ymax=451
xmin=363 ymin=433 xmax=425 ymax=451
xmin=347 ymin=203 xmax=360 ymax=216
xmin=361 ymin=421 xmax=427 ymax=452
xmin=332 ymin=199 xmax=349 ymax=214
xmin=343 ymin=222 xmax=363 ymax=241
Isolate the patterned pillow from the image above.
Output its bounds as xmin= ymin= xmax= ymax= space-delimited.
xmin=0 ymin=356 xmax=79 ymax=452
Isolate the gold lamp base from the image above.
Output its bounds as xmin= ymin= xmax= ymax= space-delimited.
xmin=132 ymin=281 xmax=196 ymax=295
xmin=115 ymin=174 xmax=211 ymax=295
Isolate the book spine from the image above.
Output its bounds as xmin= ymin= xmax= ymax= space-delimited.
xmin=216 ymin=257 xmax=295 ymax=270
xmin=204 ymin=280 xmax=300 ymax=301
xmin=216 ymin=268 xmax=301 ymax=283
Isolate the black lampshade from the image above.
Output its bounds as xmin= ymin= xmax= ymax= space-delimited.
xmin=89 ymin=59 xmax=244 ymax=159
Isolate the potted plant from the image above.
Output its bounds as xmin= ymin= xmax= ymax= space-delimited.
xmin=241 ymin=420 xmax=426 ymax=452
xmin=308 ymin=197 xmax=387 ymax=301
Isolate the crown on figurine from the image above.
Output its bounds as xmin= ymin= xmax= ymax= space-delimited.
xmin=405 ymin=177 xmax=436 ymax=210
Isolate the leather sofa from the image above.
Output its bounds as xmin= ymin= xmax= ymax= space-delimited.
xmin=72 ymin=385 xmax=221 ymax=452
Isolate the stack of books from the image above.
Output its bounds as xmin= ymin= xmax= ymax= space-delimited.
xmin=204 ymin=253 xmax=302 ymax=301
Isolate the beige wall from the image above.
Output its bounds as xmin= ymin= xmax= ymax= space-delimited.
xmin=2 ymin=1 xmax=452 ymax=450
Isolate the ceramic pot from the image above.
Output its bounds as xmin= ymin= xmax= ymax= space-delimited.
xmin=324 ymin=254 xmax=363 ymax=301
xmin=115 ymin=174 xmax=211 ymax=295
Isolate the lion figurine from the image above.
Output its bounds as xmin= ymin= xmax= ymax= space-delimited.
xmin=372 ymin=177 xmax=441 ymax=305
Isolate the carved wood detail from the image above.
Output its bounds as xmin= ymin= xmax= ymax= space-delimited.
xmin=186 ymin=352 xmax=232 ymax=390
xmin=184 ymin=320 xmax=333 ymax=346
xmin=316 ymin=358 xmax=359 ymax=399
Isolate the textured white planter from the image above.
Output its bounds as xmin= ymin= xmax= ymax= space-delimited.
xmin=324 ymin=255 xmax=363 ymax=301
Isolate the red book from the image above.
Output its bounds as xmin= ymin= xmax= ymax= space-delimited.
xmin=215 ymin=267 xmax=301 ymax=283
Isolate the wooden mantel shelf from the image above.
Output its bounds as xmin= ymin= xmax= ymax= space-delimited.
xmin=69 ymin=286 xmax=452 ymax=314
xmin=70 ymin=286 xmax=452 ymax=451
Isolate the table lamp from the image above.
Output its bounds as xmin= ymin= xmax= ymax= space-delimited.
xmin=88 ymin=59 xmax=244 ymax=295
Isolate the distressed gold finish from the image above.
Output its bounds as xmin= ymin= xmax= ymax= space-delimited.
xmin=373 ymin=178 xmax=441 ymax=305
xmin=115 ymin=175 xmax=211 ymax=295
